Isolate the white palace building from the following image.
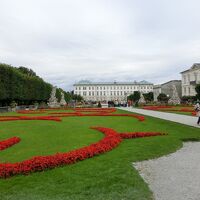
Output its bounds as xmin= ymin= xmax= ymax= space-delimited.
xmin=73 ymin=80 xmax=153 ymax=102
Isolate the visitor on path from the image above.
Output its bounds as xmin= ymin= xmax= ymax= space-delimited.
xmin=194 ymin=101 xmax=200 ymax=125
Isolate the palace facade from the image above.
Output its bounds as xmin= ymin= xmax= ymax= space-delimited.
xmin=73 ymin=80 xmax=153 ymax=102
xmin=181 ymin=63 xmax=200 ymax=96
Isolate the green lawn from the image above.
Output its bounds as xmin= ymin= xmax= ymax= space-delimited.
xmin=0 ymin=109 xmax=200 ymax=200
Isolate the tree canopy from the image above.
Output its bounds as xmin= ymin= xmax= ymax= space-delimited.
xmin=157 ymin=93 xmax=169 ymax=103
xmin=128 ymin=91 xmax=140 ymax=102
xmin=195 ymin=84 xmax=200 ymax=100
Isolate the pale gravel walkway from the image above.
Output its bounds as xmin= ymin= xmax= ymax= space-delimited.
xmin=134 ymin=142 xmax=200 ymax=200
xmin=118 ymin=107 xmax=200 ymax=128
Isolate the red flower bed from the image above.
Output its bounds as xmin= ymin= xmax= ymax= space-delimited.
xmin=142 ymin=106 xmax=196 ymax=116
xmin=142 ymin=106 xmax=173 ymax=110
xmin=0 ymin=137 xmax=21 ymax=151
xmin=119 ymin=132 xmax=165 ymax=139
xmin=0 ymin=127 xmax=165 ymax=178
xmin=0 ymin=116 xmax=61 ymax=122
xmin=17 ymin=110 xmax=45 ymax=114
xmin=74 ymin=108 xmax=117 ymax=113
xmin=48 ymin=113 xmax=145 ymax=121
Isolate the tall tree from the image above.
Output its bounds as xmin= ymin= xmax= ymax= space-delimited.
xmin=157 ymin=93 xmax=169 ymax=103
xmin=128 ymin=91 xmax=140 ymax=102
xmin=143 ymin=92 xmax=154 ymax=102
xmin=195 ymin=84 xmax=200 ymax=100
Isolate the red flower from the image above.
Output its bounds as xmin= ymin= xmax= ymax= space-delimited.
xmin=0 ymin=137 xmax=20 ymax=151
xmin=0 ymin=127 xmax=165 ymax=178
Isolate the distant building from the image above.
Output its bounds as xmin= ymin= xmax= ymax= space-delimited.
xmin=153 ymin=80 xmax=181 ymax=101
xmin=73 ymin=80 xmax=153 ymax=102
xmin=181 ymin=63 xmax=200 ymax=96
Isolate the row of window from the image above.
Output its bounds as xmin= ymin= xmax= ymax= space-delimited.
xmin=183 ymin=86 xmax=195 ymax=95
xmin=75 ymin=86 xmax=153 ymax=90
xmin=76 ymin=91 xmax=148 ymax=96
xmin=183 ymin=72 xmax=199 ymax=84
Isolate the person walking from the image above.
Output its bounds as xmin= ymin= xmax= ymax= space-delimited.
xmin=194 ymin=101 xmax=200 ymax=125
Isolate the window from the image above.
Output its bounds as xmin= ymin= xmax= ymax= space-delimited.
xmin=194 ymin=73 xmax=198 ymax=81
xmin=83 ymin=92 xmax=87 ymax=96
xmin=184 ymin=75 xmax=186 ymax=84
xmin=97 ymin=91 xmax=99 ymax=96
xmin=188 ymin=74 xmax=190 ymax=82
xmin=83 ymin=87 xmax=86 ymax=90
xmin=89 ymin=92 xmax=91 ymax=96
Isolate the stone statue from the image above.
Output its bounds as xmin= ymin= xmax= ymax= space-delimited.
xmin=60 ymin=92 xmax=66 ymax=106
xmin=48 ymin=87 xmax=60 ymax=108
xmin=138 ymin=93 xmax=146 ymax=104
xmin=168 ymin=85 xmax=181 ymax=105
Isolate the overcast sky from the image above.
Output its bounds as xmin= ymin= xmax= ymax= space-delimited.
xmin=0 ymin=0 xmax=200 ymax=90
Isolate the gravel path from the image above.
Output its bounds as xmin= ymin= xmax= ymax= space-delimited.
xmin=118 ymin=107 xmax=200 ymax=128
xmin=134 ymin=142 xmax=200 ymax=200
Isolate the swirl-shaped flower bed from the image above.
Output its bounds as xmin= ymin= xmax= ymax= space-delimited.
xmin=0 ymin=127 xmax=165 ymax=178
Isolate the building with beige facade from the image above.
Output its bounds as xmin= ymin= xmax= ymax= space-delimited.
xmin=181 ymin=63 xmax=200 ymax=96
xmin=74 ymin=80 xmax=153 ymax=102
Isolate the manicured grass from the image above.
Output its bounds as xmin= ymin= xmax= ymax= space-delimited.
xmin=0 ymin=109 xmax=200 ymax=200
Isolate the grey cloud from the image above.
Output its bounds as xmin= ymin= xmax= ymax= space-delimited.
xmin=1 ymin=0 xmax=200 ymax=91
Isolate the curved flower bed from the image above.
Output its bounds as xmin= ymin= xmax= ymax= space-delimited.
xmin=0 ymin=137 xmax=21 ymax=151
xmin=142 ymin=106 xmax=195 ymax=116
xmin=0 ymin=116 xmax=61 ymax=122
xmin=0 ymin=127 xmax=165 ymax=178
xmin=48 ymin=113 xmax=145 ymax=121
xmin=17 ymin=110 xmax=45 ymax=114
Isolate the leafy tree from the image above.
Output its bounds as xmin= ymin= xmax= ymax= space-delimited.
xmin=157 ymin=93 xmax=169 ymax=103
xmin=56 ymin=88 xmax=62 ymax=102
xmin=181 ymin=96 xmax=197 ymax=103
xmin=128 ymin=91 xmax=140 ymax=102
xmin=17 ymin=66 xmax=37 ymax=77
xmin=195 ymin=84 xmax=200 ymax=100
xmin=97 ymin=102 xmax=102 ymax=108
xmin=64 ymin=91 xmax=72 ymax=103
xmin=0 ymin=63 xmax=52 ymax=106
xmin=72 ymin=94 xmax=83 ymax=102
xmin=143 ymin=92 xmax=154 ymax=102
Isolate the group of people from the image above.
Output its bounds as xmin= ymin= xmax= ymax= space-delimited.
xmin=195 ymin=101 xmax=200 ymax=125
